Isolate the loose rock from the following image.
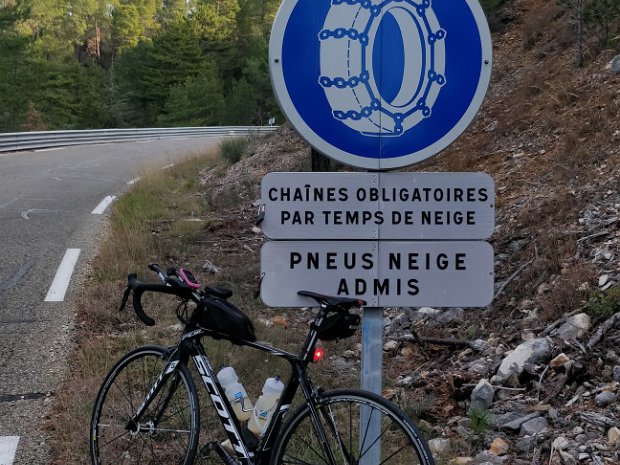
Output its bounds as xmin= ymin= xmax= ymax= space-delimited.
xmin=496 ymin=338 xmax=551 ymax=382
xmin=606 ymin=54 xmax=620 ymax=74
xmin=595 ymin=391 xmax=616 ymax=408
xmin=608 ymin=427 xmax=620 ymax=447
xmin=489 ymin=437 xmax=510 ymax=456
xmin=556 ymin=313 xmax=591 ymax=341
xmin=470 ymin=379 xmax=495 ymax=410
xmin=519 ymin=417 xmax=549 ymax=437
xmin=428 ymin=438 xmax=451 ymax=456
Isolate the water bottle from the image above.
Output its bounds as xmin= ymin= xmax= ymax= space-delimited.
xmin=216 ymin=366 xmax=254 ymax=422
xmin=247 ymin=376 xmax=285 ymax=436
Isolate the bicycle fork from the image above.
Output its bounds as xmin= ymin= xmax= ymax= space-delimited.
xmin=125 ymin=359 xmax=181 ymax=433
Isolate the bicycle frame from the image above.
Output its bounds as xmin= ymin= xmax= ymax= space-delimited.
xmin=127 ymin=304 xmax=339 ymax=465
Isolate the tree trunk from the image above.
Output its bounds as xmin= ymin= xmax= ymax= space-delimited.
xmin=575 ymin=0 xmax=583 ymax=67
xmin=96 ymin=21 xmax=101 ymax=60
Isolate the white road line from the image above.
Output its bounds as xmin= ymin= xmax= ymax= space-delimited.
xmin=127 ymin=177 xmax=141 ymax=186
xmin=34 ymin=147 xmax=63 ymax=152
xmin=161 ymin=163 xmax=175 ymax=170
xmin=0 ymin=436 xmax=19 ymax=465
xmin=44 ymin=249 xmax=81 ymax=302
xmin=91 ymin=195 xmax=116 ymax=215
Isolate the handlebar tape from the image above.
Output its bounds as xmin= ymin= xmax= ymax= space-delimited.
xmin=127 ymin=273 xmax=192 ymax=326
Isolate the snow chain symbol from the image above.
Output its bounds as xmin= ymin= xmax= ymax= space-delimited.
xmin=319 ymin=0 xmax=446 ymax=136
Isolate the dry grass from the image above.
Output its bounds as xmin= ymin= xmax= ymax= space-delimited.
xmin=47 ymin=148 xmax=225 ymax=464
xmin=47 ymin=141 xmax=360 ymax=464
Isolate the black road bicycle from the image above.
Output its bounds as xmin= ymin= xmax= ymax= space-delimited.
xmin=90 ymin=264 xmax=435 ymax=465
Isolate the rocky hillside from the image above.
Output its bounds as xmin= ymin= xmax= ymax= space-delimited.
xmin=200 ymin=1 xmax=620 ymax=464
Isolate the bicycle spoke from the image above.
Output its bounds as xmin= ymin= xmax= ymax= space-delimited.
xmin=274 ymin=392 xmax=433 ymax=465
xmin=99 ymin=429 xmax=131 ymax=450
xmin=348 ymin=402 xmax=353 ymax=457
xmin=359 ymin=405 xmax=375 ymax=454
xmin=358 ymin=422 xmax=390 ymax=462
xmin=112 ymin=378 xmax=138 ymax=415
xmin=378 ymin=442 xmax=409 ymax=465
xmin=289 ymin=430 xmax=328 ymax=464
xmin=136 ymin=438 xmax=146 ymax=464
xmin=173 ymin=387 xmax=191 ymax=419
xmin=125 ymin=361 xmax=137 ymax=413
xmin=99 ymin=395 xmax=132 ymax=426
xmin=108 ymin=435 xmax=138 ymax=464
xmin=158 ymin=401 xmax=191 ymax=425
xmin=91 ymin=348 xmax=198 ymax=465
xmin=139 ymin=434 xmax=160 ymax=462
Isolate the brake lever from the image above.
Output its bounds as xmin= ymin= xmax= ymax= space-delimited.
xmin=118 ymin=286 xmax=131 ymax=312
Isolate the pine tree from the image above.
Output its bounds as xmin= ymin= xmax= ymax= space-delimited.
xmin=158 ymin=61 xmax=225 ymax=126
xmin=111 ymin=0 xmax=160 ymax=52
xmin=192 ymin=0 xmax=240 ymax=41
xmin=0 ymin=2 xmax=37 ymax=131
xmin=137 ymin=18 xmax=203 ymax=125
xmin=224 ymin=77 xmax=257 ymax=125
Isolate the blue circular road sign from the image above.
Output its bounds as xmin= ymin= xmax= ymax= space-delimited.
xmin=270 ymin=0 xmax=493 ymax=170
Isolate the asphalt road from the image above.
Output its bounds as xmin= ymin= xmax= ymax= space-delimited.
xmin=0 ymin=137 xmax=223 ymax=464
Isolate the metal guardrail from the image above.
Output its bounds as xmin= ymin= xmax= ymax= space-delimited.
xmin=0 ymin=126 xmax=278 ymax=153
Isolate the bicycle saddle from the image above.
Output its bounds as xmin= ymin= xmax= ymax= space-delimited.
xmin=297 ymin=290 xmax=366 ymax=310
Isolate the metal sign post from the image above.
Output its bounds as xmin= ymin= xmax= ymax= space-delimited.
xmin=361 ymin=307 xmax=383 ymax=465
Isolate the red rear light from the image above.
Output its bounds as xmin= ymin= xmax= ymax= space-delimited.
xmin=313 ymin=347 xmax=325 ymax=363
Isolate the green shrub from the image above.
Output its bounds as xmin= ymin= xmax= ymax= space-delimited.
xmin=219 ymin=136 xmax=251 ymax=164
xmin=586 ymin=286 xmax=620 ymax=320
xmin=468 ymin=406 xmax=492 ymax=435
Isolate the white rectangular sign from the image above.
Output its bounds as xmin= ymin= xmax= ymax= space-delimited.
xmin=260 ymin=172 xmax=495 ymax=240
xmin=260 ymin=241 xmax=494 ymax=308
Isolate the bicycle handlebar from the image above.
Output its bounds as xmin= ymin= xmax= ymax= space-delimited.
xmin=119 ymin=264 xmax=366 ymax=327
xmin=120 ymin=271 xmax=197 ymax=326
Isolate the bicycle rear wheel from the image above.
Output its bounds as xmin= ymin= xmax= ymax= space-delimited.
xmin=271 ymin=388 xmax=434 ymax=465
xmin=90 ymin=345 xmax=200 ymax=465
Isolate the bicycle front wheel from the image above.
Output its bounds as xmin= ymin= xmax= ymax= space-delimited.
xmin=90 ymin=345 xmax=200 ymax=465
xmin=271 ymin=388 xmax=434 ymax=465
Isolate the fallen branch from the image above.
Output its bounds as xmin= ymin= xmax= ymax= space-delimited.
xmin=539 ymin=307 xmax=584 ymax=337
xmin=398 ymin=330 xmax=483 ymax=350
xmin=586 ymin=312 xmax=620 ymax=350
xmin=576 ymin=230 xmax=609 ymax=244
xmin=577 ymin=411 xmax=618 ymax=429
xmin=463 ymin=383 xmax=526 ymax=391
xmin=417 ymin=337 xmax=471 ymax=348
xmin=494 ymin=259 xmax=534 ymax=299
xmin=409 ymin=328 xmax=426 ymax=347
xmin=575 ymin=230 xmax=610 ymax=258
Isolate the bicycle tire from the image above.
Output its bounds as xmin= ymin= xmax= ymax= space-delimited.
xmin=270 ymin=388 xmax=434 ymax=465
xmin=90 ymin=345 xmax=200 ymax=465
